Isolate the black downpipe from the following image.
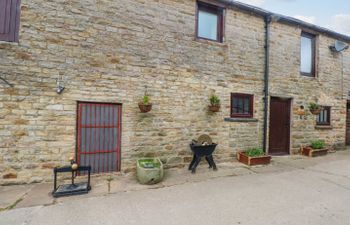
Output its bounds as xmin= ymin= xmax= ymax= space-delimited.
xmin=263 ymin=15 xmax=272 ymax=153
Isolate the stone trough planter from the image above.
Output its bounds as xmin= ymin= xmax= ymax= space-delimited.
xmin=301 ymin=147 xmax=329 ymax=157
xmin=236 ymin=151 xmax=271 ymax=166
xmin=136 ymin=158 xmax=164 ymax=185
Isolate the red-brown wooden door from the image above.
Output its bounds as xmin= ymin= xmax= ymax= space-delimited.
xmin=269 ymin=97 xmax=291 ymax=155
xmin=346 ymin=103 xmax=350 ymax=145
xmin=77 ymin=102 xmax=122 ymax=173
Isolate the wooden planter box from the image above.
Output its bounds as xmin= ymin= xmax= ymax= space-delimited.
xmin=237 ymin=151 xmax=271 ymax=166
xmin=301 ymin=147 xmax=328 ymax=157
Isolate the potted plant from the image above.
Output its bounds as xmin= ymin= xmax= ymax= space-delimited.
xmin=136 ymin=158 xmax=164 ymax=185
xmin=237 ymin=148 xmax=271 ymax=166
xmin=138 ymin=94 xmax=152 ymax=113
xmin=301 ymin=140 xmax=329 ymax=157
xmin=309 ymin=102 xmax=322 ymax=115
xmin=208 ymin=94 xmax=221 ymax=112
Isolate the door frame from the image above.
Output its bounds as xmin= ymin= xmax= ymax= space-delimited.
xmin=346 ymin=101 xmax=350 ymax=145
xmin=268 ymin=96 xmax=292 ymax=155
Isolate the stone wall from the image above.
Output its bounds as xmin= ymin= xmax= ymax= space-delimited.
xmin=269 ymin=22 xmax=350 ymax=152
xmin=0 ymin=0 xmax=348 ymax=184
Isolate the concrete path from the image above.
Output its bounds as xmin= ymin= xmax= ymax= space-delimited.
xmin=1 ymin=151 xmax=350 ymax=225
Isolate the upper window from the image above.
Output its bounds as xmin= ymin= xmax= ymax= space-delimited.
xmin=316 ymin=106 xmax=331 ymax=126
xmin=0 ymin=0 xmax=21 ymax=42
xmin=300 ymin=32 xmax=316 ymax=77
xmin=196 ymin=1 xmax=224 ymax=42
xmin=231 ymin=93 xmax=254 ymax=118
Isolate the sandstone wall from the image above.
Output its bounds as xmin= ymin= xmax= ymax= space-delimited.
xmin=0 ymin=0 xmax=348 ymax=184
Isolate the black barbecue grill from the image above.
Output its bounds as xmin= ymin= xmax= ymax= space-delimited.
xmin=188 ymin=135 xmax=218 ymax=173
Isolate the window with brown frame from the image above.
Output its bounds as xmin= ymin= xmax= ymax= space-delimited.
xmin=300 ymin=32 xmax=316 ymax=77
xmin=231 ymin=93 xmax=254 ymax=118
xmin=0 ymin=0 xmax=21 ymax=42
xmin=196 ymin=1 xmax=224 ymax=42
xmin=316 ymin=106 xmax=331 ymax=126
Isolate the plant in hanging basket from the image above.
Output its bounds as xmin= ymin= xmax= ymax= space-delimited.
xmin=208 ymin=94 xmax=221 ymax=112
xmin=138 ymin=95 xmax=152 ymax=113
xmin=301 ymin=140 xmax=329 ymax=157
xmin=237 ymin=148 xmax=271 ymax=166
xmin=308 ymin=102 xmax=322 ymax=115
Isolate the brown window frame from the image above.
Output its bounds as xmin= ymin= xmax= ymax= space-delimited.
xmin=300 ymin=31 xmax=316 ymax=77
xmin=196 ymin=1 xmax=224 ymax=43
xmin=0 ymin=0 xmax=21 ymax=43
xmin=230 ymin=93 xmax=254 ymax=118
xmin=316 ymin=106 xmax=331 ymax=126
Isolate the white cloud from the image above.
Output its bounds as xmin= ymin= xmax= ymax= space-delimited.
xmin=329 ymin=14 xmax=350 ymax=36
xmin=236 ymin=0 xmax=265 ymax=6
xmin=293 ymin=15 xmax=317 ymax=24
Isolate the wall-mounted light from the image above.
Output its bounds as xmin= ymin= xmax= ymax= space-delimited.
xmin=56 ymin=74 xmax=65 ymax=94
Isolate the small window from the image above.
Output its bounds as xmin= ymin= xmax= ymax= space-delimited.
xmin=0 ymin=0 xmax=21 ymax=42
xmin=300 ymin=32 xmax=316 ymax=77
xmin=196 ymin=1 xmax=224 ymax=42
xmin=316 ymin=106 xmax=331 ymax=126
xmin=231 ymin=93 xmax=254 ymax=118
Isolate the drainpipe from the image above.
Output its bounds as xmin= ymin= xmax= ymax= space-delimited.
xmin=263 ymin=15 xmax=272 ymax=153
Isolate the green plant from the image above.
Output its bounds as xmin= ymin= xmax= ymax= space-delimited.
xmin=209 ymin=95 xmax=220 ymax=106
xmin=139 ymin=159 xmax=161 ymax=168
xmin=245 ymin=148 xmax=265 ymax=157
xmin=142 ymin=95 xmax=151 ymax=105
xmin=309 ymin=102 xmax=321 ymax=111
xmin=311 ymin=140 xmax=326 ymax=149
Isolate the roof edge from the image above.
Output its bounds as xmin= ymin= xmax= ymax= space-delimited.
xmin=215 ymin=0 xmax=350 ymax=42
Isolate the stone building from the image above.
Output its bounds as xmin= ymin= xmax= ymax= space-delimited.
xmin=0 ymin=0 xmax=349 ymax=185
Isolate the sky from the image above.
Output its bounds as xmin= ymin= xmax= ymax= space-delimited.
xmin=237 ymin=0 xmax=350 ymax=36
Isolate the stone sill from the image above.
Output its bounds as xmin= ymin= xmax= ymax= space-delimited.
xmin=224 ymin=118 xmax=258 ymax=123
xmin=315 ymin=125 xmax=333 ymax=130
xmin=193 ymin=37 xmax=228 ymax=47
xmin=0 ymin=40 xmax=19 ymax=46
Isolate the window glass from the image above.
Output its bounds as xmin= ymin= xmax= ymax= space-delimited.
xmin=316 ymin=107 xmax=330 ymax=125
xmin=301 ymin=36 xmax=313 ymax=74
xmin=198 ymin=10 xmax=218 ymax=40
xmin=231 ymin=94 xmax=253 ymax=118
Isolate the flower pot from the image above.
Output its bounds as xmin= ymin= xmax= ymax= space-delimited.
xmin=136 ymin=158 xmax=164 ymax=185
xmin=301 ymin=147 xmax=328 ymax=157
xmin=208 ymin=105 xmax=220 ymax=112
xmin=310 ymin=108 xmax=322 ymax=115
xmin=138 ymin=103 xmax=152 ymax=113
xmin=236 ymin=151 xmax=271 ymax=166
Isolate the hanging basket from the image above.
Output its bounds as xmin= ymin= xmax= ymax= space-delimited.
xmin=310 ymin=108 xmax=322 ymax=115
xmin=138 ymin=103 xmax=152 ymax=113
xmin=208 ymin=105 xmax=220 ymax=112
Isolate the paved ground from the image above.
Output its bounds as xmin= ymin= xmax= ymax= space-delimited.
xmin=1 ymin=151 xmax=350 ymax=225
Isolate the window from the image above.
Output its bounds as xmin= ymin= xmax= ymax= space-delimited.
xmin=0 ymin=0 xmax=21 ymax=42
xmin=196 ymin=1 xmax=224 ymax=42
xmin=316 ymin=106 xmax=331 ymax=126
xmin=300 ymin=32 xmax=316 ymax=77
xmin=231 ymin=93 xmax=254 ymax=118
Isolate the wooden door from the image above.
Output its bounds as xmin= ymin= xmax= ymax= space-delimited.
xmin=346 ymin=103 xmax=350 ymax=145
xmin=269 ymin=98 xmax=291 ymax=155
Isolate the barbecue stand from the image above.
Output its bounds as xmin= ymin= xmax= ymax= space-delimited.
xmin=52 ymin=158 xmax=91 ymax=198
xmin=189 ymin=143 xmax=217 ymax=173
